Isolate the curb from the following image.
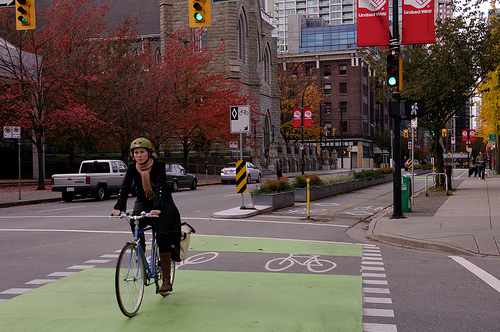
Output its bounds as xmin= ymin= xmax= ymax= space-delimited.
xmin=0 ymin=197 xmax=61 ymax=208
xmin=367 ymin=212 xmax=479 ymax=257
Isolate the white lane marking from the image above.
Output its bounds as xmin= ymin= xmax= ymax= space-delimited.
xmin=362 ymin=273 xmax=387 ymax=278
xmin=39 ymin=206 xmax=88 ymax=213
xmin=0 ymin=288 xmax=33 ymax=295
xmin=362 ymin=323 xmax=398 ymax=332
xmin=85 ymin=259 xmax=111 ymax=264
xmin=363 ymin=287 xmax=390 ymax=294
xmin=363 ymin=308 xmax=395 ymax=317
xmin=0 ymin=216 xmax=108 ymax=219
xmin=47 ymin=272 xmax=77 ymax=277
xmin=363 ymin=297 xmax=393 ymax=304
xmin=0 ymin=229 xmax=130 ymax=234
xmin=67 ymin=265 xmax=95 ymax=270
xmin=449 ymin=256 xmax=500 ymax=293
xmin=25 ymin=279 xmax=57 ymax=285
xmin=184 ymin=217 xmax=351 ymax=228
xmin=363 ymin=280 xmax=388 ymax=285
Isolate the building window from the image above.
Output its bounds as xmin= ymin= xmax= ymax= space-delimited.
xmin=323 ymin=65 xmax=331 ymax=76
xmin=340 ymin=121 xmax=348 ymax=134
xmin=339 ymin=83 xmax=347 ymax=94
xmin=324 ymin=83 xmax=332 ymax=95
xmin=339 ymin=101 xmax=347 ymax=113
xmin=306 ymin=66 xmax=314 ymax=77
xmin=363 ymin=103 xmax=368 ymax=115
xmin=363 ymin=84 xmax=368 ymax=96
xmin=339 ymin=64 xmax=347 ymax=75
xmin=264 ymin=45 xmax=271 ymax=83
xmin=324 ymin=102 xmax=332 ymax=114
xmin=238 ymin=13 xmax=247 ymax=62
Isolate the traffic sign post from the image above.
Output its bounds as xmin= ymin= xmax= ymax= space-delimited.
xmin=3 ymin=125 xmax=22 ymax=199
xmin=230 ymin=105 xmax=250 ymax=161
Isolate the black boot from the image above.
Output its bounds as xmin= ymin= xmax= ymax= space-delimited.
xmin=158 ymin=252 xmax=172 ymax=294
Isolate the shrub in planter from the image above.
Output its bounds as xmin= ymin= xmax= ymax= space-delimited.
xmin=378 ymin=167 xmax=393 ymax=175
xmin=353 ymin=169 xmax=384 ymax=180
xmin=251 ymin=177 xmax=293 ymax=194
xmin=293 ymin=174 xmax=324 ymax=188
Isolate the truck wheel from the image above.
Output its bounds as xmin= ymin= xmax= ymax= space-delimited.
xmin=190 ymin=178 xmax=197 ymax=190
xmin=62 ymin=192 xmax=74 ymax=202
xmin=94 ymin=185 xmax=106 ymax=201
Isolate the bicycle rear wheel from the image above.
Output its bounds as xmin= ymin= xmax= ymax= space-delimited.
xmin=115 ymin=243 xmax=145 ymax=317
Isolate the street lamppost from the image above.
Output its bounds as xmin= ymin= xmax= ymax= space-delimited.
xmin=340 ymin=108 xmax=344 ymax=168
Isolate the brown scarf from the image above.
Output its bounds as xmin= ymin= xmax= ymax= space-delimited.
xmin=136 ymin=158 xmax=155 ymax=200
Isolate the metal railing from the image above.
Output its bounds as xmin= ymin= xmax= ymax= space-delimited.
xmin=425 ymin=173 xmax=448 ymax=196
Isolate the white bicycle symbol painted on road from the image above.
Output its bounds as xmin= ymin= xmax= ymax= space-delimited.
xmin=265 ymin=254 xmax=337 ymax=273
xmin=178 ymin=251 xmax=219 ymax=267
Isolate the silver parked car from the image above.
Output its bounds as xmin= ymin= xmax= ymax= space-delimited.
xmin=165 ymin=164 xmax=198 ymax=192
xmin=220 ymin=162 xmax=261 ymax=184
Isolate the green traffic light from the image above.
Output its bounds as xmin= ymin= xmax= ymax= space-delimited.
xmin=17 ymin=16 xmax=28 ymax=24
xmin=388 ymin=76 xmax=397 ymax=86
xmin=194 ymin=13 xmax=204 ymax=22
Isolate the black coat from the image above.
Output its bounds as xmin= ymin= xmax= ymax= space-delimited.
xmin=114 ymin=159 xmax=181 ymax=235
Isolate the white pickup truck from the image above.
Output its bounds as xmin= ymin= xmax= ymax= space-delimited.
xmin=51 ymin=159 xmax=128 ymax=202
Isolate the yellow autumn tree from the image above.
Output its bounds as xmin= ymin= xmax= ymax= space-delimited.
xmin=278 ymin=61 xmax=323 ymax=144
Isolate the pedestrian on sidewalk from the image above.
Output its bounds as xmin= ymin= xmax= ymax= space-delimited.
xmin=476 ymin=151 xmax=487 ymax=181
xmin=276 ymin=159 xmax=283 ymax=178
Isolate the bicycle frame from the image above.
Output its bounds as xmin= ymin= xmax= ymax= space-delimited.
xmin=131 ymin=221 xmax=160 ymax=284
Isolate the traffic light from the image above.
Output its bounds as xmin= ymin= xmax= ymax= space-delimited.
xmin=386 ymin=48 xmax=399 ymax=89
xmin=189 ymin=0 xmax=211 ymax=27
xmin=404 ymin=129 xmax=408 ymax=137
xmin=442 ymin=129 xmax=447 ymax=137
xmin=15 ymin=0 xmax=36 ymax=30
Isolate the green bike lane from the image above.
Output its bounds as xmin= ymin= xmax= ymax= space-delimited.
xmin=0 ymin=235 xmax=364 ymax=331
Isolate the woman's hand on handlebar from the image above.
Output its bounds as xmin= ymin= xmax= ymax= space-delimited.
xmin=112 ymin=210 xmax=122 ymax=217
xmin=149 ymin=209 xmax=161 ymax=216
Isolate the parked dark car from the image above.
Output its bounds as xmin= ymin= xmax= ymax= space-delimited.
xmin=165 ymin=164 xmax=198 ymax=192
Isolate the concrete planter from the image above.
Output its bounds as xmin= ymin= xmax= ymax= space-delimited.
xmin=252 ymin=191 xmax=295 ymax=210
xmin=294 ymin=174 xmax=394 ymax=203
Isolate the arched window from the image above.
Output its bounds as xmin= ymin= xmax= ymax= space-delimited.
xmin=238 ymin=11 xmax=247 ymax=62
xmin=264 ymin=44 xmax=271 ymax=83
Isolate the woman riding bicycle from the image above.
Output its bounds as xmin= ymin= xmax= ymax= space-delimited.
xmin=112 ymin=137 xmax=181 ymax=295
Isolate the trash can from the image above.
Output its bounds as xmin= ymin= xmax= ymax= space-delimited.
xmin=444 ymin=165 xmax=452 ymax=190
xmin=401 ymin=175 xmax=412 ymax=213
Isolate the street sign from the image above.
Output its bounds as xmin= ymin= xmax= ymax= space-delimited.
xmin=408 ymin=142 xmax=411 ymax=150
xmin=230 ymin=105 xmax=250 ymax=133
xmin=411 ymin=118 xmax=418 ymax=129
xmin=489 ymin=133 xmax=497 ymax=142
xmin=12 ymin=126 xmax=20 ymax=138
xmin=3 ymin=126 xmax=12 ymax=138
xmin=235 ymin=160 xmax=247 ymax=194
xmin=451 ymin=136 xmax=456 ymax=145
xmin=229 ymin=141 xmax=238 ymax=149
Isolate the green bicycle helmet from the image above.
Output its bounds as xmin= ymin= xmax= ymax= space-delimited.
xmin=130 ymin=137 xmax=153 ymax=151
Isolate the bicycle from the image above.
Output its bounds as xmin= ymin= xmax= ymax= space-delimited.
xmin=113 ymin=211 xmax=175 ymax=317
xmin=265 ymin=254 xmax=337 ymax=273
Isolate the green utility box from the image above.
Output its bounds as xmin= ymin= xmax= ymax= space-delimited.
xmin=401 ymin=175 xmax=412 ymax=213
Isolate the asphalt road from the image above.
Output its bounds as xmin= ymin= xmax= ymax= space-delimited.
xmin=1 ymin=176 xmax=499 ymax=331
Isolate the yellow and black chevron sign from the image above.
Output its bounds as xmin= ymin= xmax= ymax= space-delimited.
xmin=236 ymin=160 xmax=247 ymax=194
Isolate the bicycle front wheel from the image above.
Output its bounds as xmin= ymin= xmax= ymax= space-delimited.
xmin=115 ymin=243 xmax=145 ymax=317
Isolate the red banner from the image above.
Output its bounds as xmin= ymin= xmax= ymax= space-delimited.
xmin=402 ymin=0 xmax=436 ymax=45
xmin=462 ymin=129 xmax=468 ymax=142
xmin=469 ymin=130 xmax=475 ymax=142
xmin=303 ymin=108 xmax=312 ymax=127
xmin=293 ymin=108 xmax=302 ymax=128
xmin=356 ymin=0 xmax=389 ymax=47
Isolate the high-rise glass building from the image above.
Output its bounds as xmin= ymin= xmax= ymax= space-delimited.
xmin=265 ymin=0 xmax=453 ymax=53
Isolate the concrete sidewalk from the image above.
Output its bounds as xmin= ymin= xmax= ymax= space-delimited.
xmin=369 ymin=174 xmax=500 ymax=256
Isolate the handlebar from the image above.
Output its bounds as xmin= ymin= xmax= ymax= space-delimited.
xmin=111 ymin=211 xmax=159 ymax=221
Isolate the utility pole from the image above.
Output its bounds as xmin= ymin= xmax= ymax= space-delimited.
xmin=390 ymin=0 xmax=404 ymax=219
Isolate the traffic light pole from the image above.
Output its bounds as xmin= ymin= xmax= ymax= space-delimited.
xmin=390 ymin=0 xmax=404 ymax=219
